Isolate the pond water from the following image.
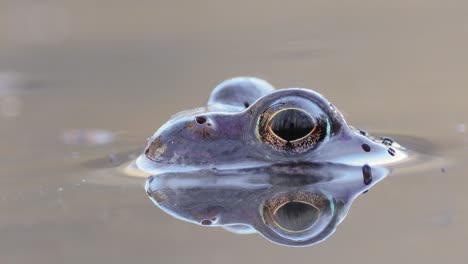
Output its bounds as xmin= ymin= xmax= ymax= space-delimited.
xmin=1 ymin=1 xmax=467 ymax=263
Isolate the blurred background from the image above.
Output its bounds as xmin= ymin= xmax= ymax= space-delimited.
xmin=1 ymin=0 xmax=467 ymax=263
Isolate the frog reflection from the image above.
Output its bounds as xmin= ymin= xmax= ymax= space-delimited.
xmin=137 ymin=77 xmax=406 ymax=246
xmin=146 ymin=163 xmax=388 ymax=246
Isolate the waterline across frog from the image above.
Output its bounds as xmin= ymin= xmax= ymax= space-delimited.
xmin=138 ymin=77 xmax=407 ymax=246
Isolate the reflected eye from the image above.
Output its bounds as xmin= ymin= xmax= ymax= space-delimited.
xmin=261 ymin=192 xmax=333 ymax=237
xmin=257 ymin=97 xmax=330 ymax=153
xmin=273 ymin=201 xmax=320 ymax=232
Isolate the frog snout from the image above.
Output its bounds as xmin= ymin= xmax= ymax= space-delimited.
xmin=144 ymin=116 xmax=219 ymax=163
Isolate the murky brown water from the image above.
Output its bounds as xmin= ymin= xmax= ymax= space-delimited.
xmin=1 ymin=1 xmax=467 ymax=263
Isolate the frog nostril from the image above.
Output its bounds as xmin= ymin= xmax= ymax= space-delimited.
xmin=196 ymin=116 xmax=207 ymax=124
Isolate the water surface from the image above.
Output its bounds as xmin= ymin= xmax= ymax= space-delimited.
xmin=1 ymin=1 xmax=467 ymax=263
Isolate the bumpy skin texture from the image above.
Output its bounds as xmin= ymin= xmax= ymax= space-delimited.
xmin=139 ymin=77 xmax=406 ymax=247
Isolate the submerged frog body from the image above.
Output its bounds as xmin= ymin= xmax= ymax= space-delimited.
xmin=138 ymin=77 xmax=406 ymax=247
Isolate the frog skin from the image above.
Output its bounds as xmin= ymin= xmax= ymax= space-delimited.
xmin=138 ymin=77 xmax=407 ymax=247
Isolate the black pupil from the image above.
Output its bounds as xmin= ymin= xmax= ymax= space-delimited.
xmin=269 ymin=109 xmax=314 ymax=141
xmin=274 ymin=202 xmax=319 ymax=231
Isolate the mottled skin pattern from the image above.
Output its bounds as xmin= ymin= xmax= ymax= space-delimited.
xmin=138 ymin=77 xmax=407 ymax=247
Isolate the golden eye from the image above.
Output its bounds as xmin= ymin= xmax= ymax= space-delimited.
xmin=261 ymin=192 xmax=329 ymax=233
xmin=258 ymin=105 xmax=328 ymax=153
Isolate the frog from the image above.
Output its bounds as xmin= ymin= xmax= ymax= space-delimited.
xmin=137 ymin=77 xmax=407 ymax=247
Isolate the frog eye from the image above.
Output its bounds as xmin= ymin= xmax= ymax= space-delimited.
xmin=261 ymin=192 xmax=334 ymax=236
xmin=272 ymin=201 xmax=320 ymax=232
xmin=257 ymin=97 xmax=330 ymax=153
